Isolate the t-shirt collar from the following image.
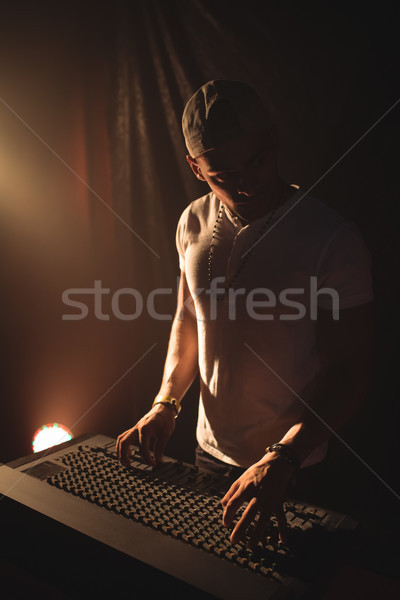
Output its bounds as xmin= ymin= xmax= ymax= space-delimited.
xmin=217 ymin=185 xmax=303 ymax=230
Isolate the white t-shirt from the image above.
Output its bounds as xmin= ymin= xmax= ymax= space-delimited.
xmin=176 ymin=187 xmax=373 ymax=468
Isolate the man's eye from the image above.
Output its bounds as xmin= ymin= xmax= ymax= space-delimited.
xmin=214 ymin=172 xmax=232 ymax=183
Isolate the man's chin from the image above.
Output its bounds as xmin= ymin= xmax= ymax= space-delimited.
xmin=231 ymin=202 xmax=269 ymax=223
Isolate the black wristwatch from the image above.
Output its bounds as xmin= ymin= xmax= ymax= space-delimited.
xmin=265 ymin=443 xmax=301 ymax=471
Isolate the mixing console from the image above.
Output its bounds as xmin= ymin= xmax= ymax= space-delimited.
xmin=0 ymin=434 xmax=359 ymax=599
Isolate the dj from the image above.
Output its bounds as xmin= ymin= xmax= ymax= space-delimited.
xmin=117 ymin=80 xmax=373 ymax=546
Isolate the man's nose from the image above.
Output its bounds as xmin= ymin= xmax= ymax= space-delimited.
xmin=237 ymin=174 xmax=256 ymax=196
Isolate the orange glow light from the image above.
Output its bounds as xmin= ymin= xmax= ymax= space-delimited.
xmin=32 ymin=423 xmax=73 ymax=453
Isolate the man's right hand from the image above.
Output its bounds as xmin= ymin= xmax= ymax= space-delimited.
xmin=116 ymin=403 xmax=176 ymax=468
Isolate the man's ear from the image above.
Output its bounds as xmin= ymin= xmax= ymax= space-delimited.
xmin=186 ymin=155 xmax=206 ymax=181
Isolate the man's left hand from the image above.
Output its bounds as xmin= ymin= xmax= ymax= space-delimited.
xmin=221 ymin=452 xmax=294 ymax=546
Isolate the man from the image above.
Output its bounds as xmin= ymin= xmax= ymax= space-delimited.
xmin=117 ymin=80 xmax=373 ymax=546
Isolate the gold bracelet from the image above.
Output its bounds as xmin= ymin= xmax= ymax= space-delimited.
xmin=152 ymin=394 xmax=181 ymax=418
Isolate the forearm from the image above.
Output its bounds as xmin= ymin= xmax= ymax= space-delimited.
xmin=275 ymin=303 xmax=374 ymax=465
xmin=221 ymin=365 xmax=366 ymax=545
xmin=278 ymin=361 xmax=370 ymax=464
xmin=157 ymin=312 xmax=199 ymax=401
xmin=117 ymin=270 xmax=199 ymax=466
xmin=156 ymin=271 xmax=199 ymax=402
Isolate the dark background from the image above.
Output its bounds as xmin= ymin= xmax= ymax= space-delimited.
xmin=0 ymin=0 xmax=398 ymax=524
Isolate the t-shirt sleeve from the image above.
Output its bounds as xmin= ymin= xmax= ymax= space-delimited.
xmin=175 ymin=205 xmax=190 ymax=272
xmin=316 ymin=222 xmax=374 ymax=309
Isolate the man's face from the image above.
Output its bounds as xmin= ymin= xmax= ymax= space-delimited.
xmin=187 ymin=130 xmax=280 ymax=222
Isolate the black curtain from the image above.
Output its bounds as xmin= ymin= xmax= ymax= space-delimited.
xmin=103 ymin=0 xmax=400 ymax=513
xmin=0 ymin=0 xmax=398 ymax=519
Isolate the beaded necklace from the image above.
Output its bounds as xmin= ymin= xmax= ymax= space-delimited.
xmin=207 ymin=203 xmax=277 ymax=298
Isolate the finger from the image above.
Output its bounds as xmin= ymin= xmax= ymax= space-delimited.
xmin=247 ymin=511 xmax=272 ymax=548
xmin=115 ymin=436 xmax=121 ymax=460
xmin=153 ymin=429 xmax=170 ymax=464
xmin=121 ymin=431 xmax=137 ymax=467
xmin=138 ymin=428 xmax=156 ymax=466
xmin=274 ymin=504 xmax=288 ymax=544
xmin=116 ymin=432 xmax=127 ymax=462
xmin=221 ymin=480 xmax=240 ymax=507
xmin=222 ymin=486 xmax=248 ymax=528
xmin=230 ymin=497 xmax=259 ymax=545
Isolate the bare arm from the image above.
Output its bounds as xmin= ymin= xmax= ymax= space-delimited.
xmin=222 ymin=302 xmax=374 ymax=545
xmin=157 ymin=270 xmax=199 ymax=402
xmin=116 ymin=271 xmax=199 ymax=466
xmin=278 ymin=301 xmax=373 ymax=460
